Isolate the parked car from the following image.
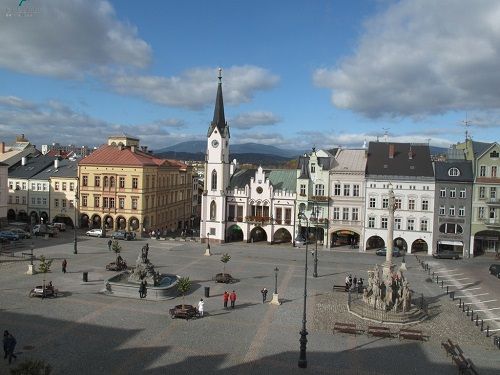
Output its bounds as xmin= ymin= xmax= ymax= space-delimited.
xmin=52 ymin=222 xmax=67 ymax=231
xmin=7 ymin=228 xmax=31 ymax=239
xmin=433 ymin=250 xmax=461 ymax=260
xmin=86 ymin=229 xmax=104 ymax=237
xmin=0 ymin=231 xmax=20 ymax=241
xmin=375 ymin=247 xmax=403 ymax=257
xmin=111 ymin=231 xmax=133 ymax=240
xmin=489 ymin=264 xmax=500 ymax=278
xmin=33 ymin=224 xmax=56 ymax=237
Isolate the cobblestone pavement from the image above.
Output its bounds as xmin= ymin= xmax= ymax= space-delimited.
xmin=0 ymin=235 xmax=499 ymax=374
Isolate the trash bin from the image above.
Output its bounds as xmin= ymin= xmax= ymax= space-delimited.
xmin=83 ymin=272 xmax=88 ymax=282
xmin=204 ymin=286 xmax=210 ymax=298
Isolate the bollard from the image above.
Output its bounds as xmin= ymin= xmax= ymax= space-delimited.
xmin=441 ymin=280 xmax=444 ymax=288
xmin=466 ymin=306 xmax=470 ymax=316
xmin=432 ymin=271 xmax=435 ymax=278
xmin=451 ymin=291 xmax=455 ymax=300
xmin=481 ymin=320 xmax=484 ymax=331
xmin=462 ymin=303 xmax=465 ymax=313
xmin=446 ymin=286 xmax=449 ymax=295
xmin=458 ymin=298 xmax=462 ymax=307
xmin=427 ymin=268 xmax=430 ymax=275
xmin=471 ymin=310 xmax=474 ymax=321
xmin=436 ymin=275 xmax=439 ymax=283
xmin=486 ymin=326 xmax=490 ymax=337
xmin=475 ymin=315 xmax=479 ymax=325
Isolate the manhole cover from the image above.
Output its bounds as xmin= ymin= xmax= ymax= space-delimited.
xmin=23 ymin=345 xmax=35 ymax=350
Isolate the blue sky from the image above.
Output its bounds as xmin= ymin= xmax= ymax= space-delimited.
xmin=1 ymin=0 xmax=499 ymax=152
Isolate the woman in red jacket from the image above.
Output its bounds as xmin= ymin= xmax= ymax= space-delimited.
xmin=230 ymin=290 xmax=237 ymax=309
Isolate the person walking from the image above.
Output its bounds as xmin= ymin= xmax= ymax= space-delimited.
xmin=261 ymin=287 xmax=268 ymax=303
xmin=353 ymin=276 xmax=357 ymax=291
xmin=198 ymin=298 xmax=204 ymax=317
xmin=62 ymin=259 xmax=67 ymax=274
xmin=4 ymin=331 xmax=17 ymax=364
xmin=345 ymin=274 xmax=350 ymax=291
xmin=223 ymin=291 xmax=229 ymax=309
xmin=107 ymin=239 xmax=112 ymax=251
xmin=3 ymin=330 xmax=8 ymax=360
xmin=230 ymin=290 xmax=237 ymax=309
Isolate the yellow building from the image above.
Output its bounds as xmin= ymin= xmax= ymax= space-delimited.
xmin=78 ymin=135 xmax=193 ymax=235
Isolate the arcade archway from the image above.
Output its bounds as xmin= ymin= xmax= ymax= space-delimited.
xmin=80 ymin=214 xmax=89 ymax=228
xmin=249 ymin=226 xmax=267 ymax=243
xmin=103 ymin=215 xmax=114 ymax=230
xmin=116 ymin=216 xmax=127 ymax=230
xmin=91 ymin=214 xmax=101 ymax=229
xmin=473 ymin=230 xmax=500 ymax=256
xmin=411 ymin=239 xmax=428 ymax=253
xmin=129 ymin=217 xmax=140 ymax=231
xmin=226 ymin=225 xmax=244 ymax=242
xmin=394 ymin=237 xmax=407 ymax=252
xmin=332 ymin=230 xmax=360 ymax=248
xmin=273 ymin=228 xmax=292 ymax=244
xmin=366 ymin=235 xmax=385 ymax=250
xmin=7 ymin=209 xmax=15 ymax=221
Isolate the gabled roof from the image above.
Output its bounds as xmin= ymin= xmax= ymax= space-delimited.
xmin=331 ymin=149 xmax=367 ymax=173
xmin=471 ymin=141 xmax=493 ymax=158
xmin=8 ymin=154 xmax=55 ymax=179
xmin=79 ymin=145 xmax=165 ymax=167
xmin=297 ymin=155 xmax=310 ymax=179
xmin=31 ymin=158 xmax=81 ymax=180
xmin=229 ymin=168 xmax=296 ymax=192
xmin=365 ymin=142 xmax=433 ymax=178
xmin=476 ymin=142 xmax=499 ymax=159
xmin=434 ymin=160 xmax=473 ymax=182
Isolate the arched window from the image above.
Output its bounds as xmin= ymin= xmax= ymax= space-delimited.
xmin=210 ymin=201 xmax=217 ymax=220
xmin=110 ymin=177 xmax=115 ymax=187
xmin=103 ymin=176 xmax=109 ymax=187
xmin=211 ymin=170 xmax=217 ymax=190
xmin=448 ymin=167 xmax=460 ymax=177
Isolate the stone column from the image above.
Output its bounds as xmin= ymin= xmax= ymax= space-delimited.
xmin=383 ymin=183 xmax=396 ymax=279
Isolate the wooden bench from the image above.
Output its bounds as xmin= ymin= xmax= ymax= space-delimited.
xmin=368 ymin=325 xmax=393 ymax=338
xmin=442 ymin=339 xmax=479 ymax=375
xmin=399 ymin=328 xmax=424 ymax=341
xmin=333 ymin=322 xmax=359 ymax=335
xmin=333 ymin=284 xmax=348 ymax=292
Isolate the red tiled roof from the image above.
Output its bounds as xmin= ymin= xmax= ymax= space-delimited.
xmin=79 ymin=145 xmax=164 ymax=167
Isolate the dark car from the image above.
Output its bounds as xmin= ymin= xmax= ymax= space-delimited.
xmin=489 ymin=264 xmax=500 ymax=278
xmin=0 ymin=231 xmax=20 ymax=241
xmin=375 ymin=247 xmax=402 ymax=257
xmin=433 ymin=250 xmax=461 ymax=260
xmin=111 ymin=231 xmax=132 ymax=240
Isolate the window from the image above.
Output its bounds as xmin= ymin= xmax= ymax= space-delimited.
xmin=94 ymin=196 xmax=100 ymax=208
xmin=315 ymin=184 xmax=324 ymax=196
xmin=82 ymin=175 xmax=88 ymax=186
xmin=62 ymin=182 xmax=67 ymax=191
xmin=132 ymin=198 xmax=138 ymax=210
xmin=132 ymin=177 xmax=138 ymax=189
xmin=439 ymin=206 xmax=445 ymax=215
xmin=69 ymin=200 xmax=74 ymax=208
xmin=42 ymin=198 xmax=47 ymax=205
xmin=439 ymin=223 xmax=463 ymax=234
xmin=420 ymin=219 xmax=428 ymax=231
xmin=382 ymin=198 xmax=389 ymax=209
xmin=342 ymin=208 xmax=349 ymax=220
xmin=211 ymin=170 xmax=217 ymax=190
xmin=458 ymin=206 xmax=465 ymax=216
xmin=479 ymin=187 xmax=485 ymax=199
xmin=310 ymin=163 xmax=315 ymax=173
xmin=210 ymin=201 xmax=217 ymax=220
xmin=422 ymin=200 xmax=429 ymax=210
xmin=119 ymin=198 xmax=125 ymax=209
xmin=103 ymin=197 xmax=109 ymax=208
xmin=70 ymin=182 xmax=74 ymax=191
xmin=22 ymin=196 xmax=26 ymax=204
xmin=62 ymin=199 xmax=66 ymax=208
xmin=31 ymin=197 xmax=35 ymax=205
xmin=8 ymin=181 xmax=13 ymax=189
xmin=408 ymin=199 xmax=415 ymax=210
xmin=119 ymin=177 xmax=125 ymax=188
xmin=490 ymin=187 xmax=497 ymax=199
xmin=381 ymin=217 xmax=388 ymax=229
xmin=145 ymin=176 xmax=149 ymax=189
xmin=109 ymin=198 xmax=115 ymax=208
xmin=300 ymin=184 xmax=306 ymax=196
xmin=440 ymin=189 xmax=446 ymax=197
xmin=334 ymin=184 xmax=341 ymax=196
xmin=492 ymin=166 xmax=497 ymax=177
xmin=333 ymin=207 xmax=340 ymax=220
xmin=449 ymin=206 xmax=455 ymax=216
xmin=449 ymin=188 xmax=456 ymax=198
xmin=31 ymin=183 xmax=35 ymax=190
xmin=43 ymin=184 xmax=48 ymax=191
xmin=104 ymin=176 xmax=108 ymax=188
xmin=36 ymin=197 xmax=41 ymax=205
xmin=95 ymin=176 xmax=100 ymax=187
xmin=407 ymin=219 xmax=415 ymax=231
xmin=353 ymin=185 xmax=360 ymax=197
xmin=22 ymin=182 xmax=26 ymax=190
xmin=352 ymin=208 xmax=359 ymax=221
xmin=369 ymin=197 xmax=376 ymax=208
xmin=459 ymin=189 xmax=466 ymax=199
xmin=368 ymin=217 xmax=375 ymax=228
xmin=55 ymin=182 xmax=59 ymax=191
xmin=9 ymin=196 xmax=13 ymax=204
xmin=448 ymin=167 xmax=460 ymax=176
xmin=110 ymin=177 xmax=115 ymax=188
xmin=478 ymin=207 xmax=484 ymax=219
xmin=37 ymin=183 xmax=41 ymax=191
xmin=395 ymin=198 xmax=402 ymax=209
xmin=82 ymin=195 xmax=87 ymax=207
xmin=343 ymin=184 xmax=350 ymax=196
xmin=54 ymin=199 xmax=59 ymax=207
xmin=395 ymin=218 xmax=402 ymax=230
xmin=480 ymin=166 xmax=486 ymax=177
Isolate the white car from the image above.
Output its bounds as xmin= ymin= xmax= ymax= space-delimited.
xmin=86 ymin=229 xmax=103 ymax=237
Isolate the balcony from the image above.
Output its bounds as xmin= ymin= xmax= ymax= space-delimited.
xmin=309 ymin=196 xmax=329 ymax=202
xmin=482 ymin=218 xmax=500 ymax=228
xmin=486 ymin=198 xmax=500 ymax=207
xmin=245 ymin=216 xmax=273 ymax=225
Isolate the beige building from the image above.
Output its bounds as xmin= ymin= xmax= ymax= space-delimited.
xmin=78 ymin=135 xmax=193 ymax=235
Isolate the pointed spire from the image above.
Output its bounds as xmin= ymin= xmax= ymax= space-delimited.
xmin=211 ymin=67 xmax=226 ymax=132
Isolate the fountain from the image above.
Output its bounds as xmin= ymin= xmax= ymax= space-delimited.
xmin=103 ymin=245 xmax=179 ymax=301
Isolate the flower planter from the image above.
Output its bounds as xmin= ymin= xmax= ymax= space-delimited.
xmin=215 ymin=273 xmax=234 ymax=283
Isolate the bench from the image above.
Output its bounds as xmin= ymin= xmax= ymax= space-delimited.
xmin=399 ymin=328 xmax=424 ymax=341
xmin=368 ymin=325 xmax=393 ymax=338
xmin=22 ymin=252 xmax=35 ymax=258
xmin=442 ymin=339 xmax=479 ymax=375
xmin=333 ymin=322 xmax=359 ymax=335
xmin=333 ymin=284 xmax=348 ymax=292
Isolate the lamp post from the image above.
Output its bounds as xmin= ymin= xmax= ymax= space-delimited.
xmin=205 ymin=232 xmax=212 ymax=256
xmin=271 ymin=266 xmax=281 ymax=305
xmin=312 ymin=206 xmax=319 ymax=278
xmin=297 ymin=212 xmax=309 ymax=368
xmin=73 ymin=184 xmax=78 ymax=254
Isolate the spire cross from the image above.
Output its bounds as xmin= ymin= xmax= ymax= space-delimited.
xmin=218 ymin=68 xmax=222 ymax=83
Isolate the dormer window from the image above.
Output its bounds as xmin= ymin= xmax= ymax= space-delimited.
xmin=448 ymin=167 xmax=460 ymax=177
xmin=311 ymin=163 xmax=316 ymax=173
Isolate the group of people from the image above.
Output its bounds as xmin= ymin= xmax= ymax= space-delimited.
xmin=222 ymin=291 xmax=237 ymax=308
xmin=345 ymin=274 xmax=364 ymax=292
xmin=3 ymin=330 xmax=16 ymax=365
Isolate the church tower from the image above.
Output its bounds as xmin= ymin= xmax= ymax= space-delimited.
xmin=201 ymin=68 xmax=231 ymax=244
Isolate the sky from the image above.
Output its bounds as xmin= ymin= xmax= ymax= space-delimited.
xmin=1 ymin=0 xmax=500 ymax=152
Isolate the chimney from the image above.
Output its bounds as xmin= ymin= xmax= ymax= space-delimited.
xmin=388 ymin=144 xmax=395 ymax=159
xmin=0 ymin=142 xmax=4 ymax=154
xmin=131 ymin=146 xmax=136 ymax=153
xmin=21 ymin=156 xmax=27 ymax=166
xmin=408 ymin=146 xmax=413 ymax=160
xmin=54 ymin=158 xmax=59 ymax=169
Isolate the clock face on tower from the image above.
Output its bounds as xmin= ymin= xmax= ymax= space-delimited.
xmin=211 ymin=139 xmax=219 ymax=148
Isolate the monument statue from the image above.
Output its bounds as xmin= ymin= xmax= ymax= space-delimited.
xmin=128 ymin=245 xmax=161 ymax=286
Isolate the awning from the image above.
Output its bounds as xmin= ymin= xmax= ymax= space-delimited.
xmin=438 ymin=240 xmax=463 ymax=246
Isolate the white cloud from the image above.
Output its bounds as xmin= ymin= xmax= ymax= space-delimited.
xmin=230 ymin=111 xmax=281 ymax=129
xmin=0 ymin=0 xmax=151 ymax=78
xmin=107 ymin=65 xmax=280 ymax=109
xmin=314 ymin=0 xmax=500 ymax=118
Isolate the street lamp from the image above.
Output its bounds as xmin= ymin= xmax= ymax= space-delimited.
xmin=73 ymin=184 xmax=79 ymax=254
xmin=274 ymin=266 xmax=279 ymax=294
xmin=312 ymin=207 xmax=319 ymax=278
xmin=297 ymin=212 xmax=309 ymax=368
xmin=204 ymin=232 xmax=212 ymax=256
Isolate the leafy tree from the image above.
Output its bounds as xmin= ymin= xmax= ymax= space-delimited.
xmin=220 ymin=253 xmax=231 ymax=276
xmin=38 ymin=255 xmax=52 ymax=273
xmin=10 ymin=359 xmax=52 ymax=375
xmin=176 ymin=277 xmax=191 ymax=309
xmin=111 ymin=240 xmax=122 ymax=263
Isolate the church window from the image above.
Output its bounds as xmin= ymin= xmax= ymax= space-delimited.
xmin=211 ymin=170 xmax=217 ymax=190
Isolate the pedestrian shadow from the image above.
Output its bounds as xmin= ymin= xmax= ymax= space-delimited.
xmin=203 ymin=311 xmax=231 ymax=317
xmin=276 ymin=298 xmax=294 ymax=305
xmin=317 ymin=272 xmax=345 ymax=278
xmin=232 ymin=302 xmax=259 ymax=310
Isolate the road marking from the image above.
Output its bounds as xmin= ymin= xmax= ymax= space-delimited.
xmin=440 ymin=277 xmax=469 ymax=281
xmin=475 ymin=307 xmax=500 ymax=312
xmin=434 ymin=269 xmax=458 ymax=273
xmin=462 ymin=300 xmax=497 ymax=305
xmin=480 ymin=318 xmax=500 ymax=322
xmin=455 ymin=293 xmax=489 ymax=298
xmin=488 ymin=328 xmax=500 ymax=332
xmin=457 ymin=287 xmax=481 ymax=292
